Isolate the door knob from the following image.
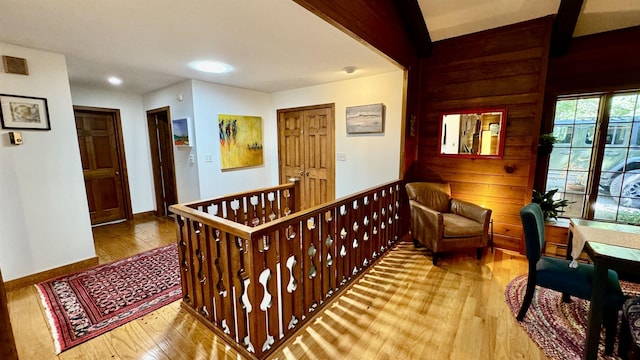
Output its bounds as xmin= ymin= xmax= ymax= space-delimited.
xmin=305 ymin=171 xmax=310 ymax=176
xmin=299 ymin=170 xmax=304 ymax=176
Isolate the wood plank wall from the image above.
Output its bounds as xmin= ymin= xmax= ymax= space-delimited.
xmin=409 ymin=17 xmax=555 ymax=252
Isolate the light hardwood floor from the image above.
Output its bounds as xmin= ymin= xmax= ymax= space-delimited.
xmin=8 ymin=214 xmax=547 ymax=359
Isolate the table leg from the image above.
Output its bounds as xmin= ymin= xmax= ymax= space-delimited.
xmin=584 ymin=261 xmax=607 ymax=360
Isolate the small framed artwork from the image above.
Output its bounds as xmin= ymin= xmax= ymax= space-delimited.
xmin=346 ymin=103 xmax=385 ymax=134
xmin=0 ymin=94 xmax=50 ymax=130
xmin=171 ymin=118 xmax=191 ymax=146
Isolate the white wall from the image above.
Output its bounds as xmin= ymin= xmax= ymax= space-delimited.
xmin=142 ymin=81 xmax=199 ymax=203
xmin=191 ymin=80 xmax=274 ymax=199
xmin=70 ymin=85 xmax=155 ymax=213
xmin=0 ymin=43 xmax=96 ymax=281
xmin=270 ymin=70 xmax=404 ymax=197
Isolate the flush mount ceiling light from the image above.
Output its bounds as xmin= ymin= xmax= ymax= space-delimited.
xmin=343 ymin=66 xmax=358 ymax=74
xmin=190 ymin=61 xmax=233 ymax=74
xmin=107 ymin=76 xmax=122 ymax=85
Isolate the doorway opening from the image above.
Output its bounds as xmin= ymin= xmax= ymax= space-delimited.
xmin=146 ymin=107 xmax=178 ymax=217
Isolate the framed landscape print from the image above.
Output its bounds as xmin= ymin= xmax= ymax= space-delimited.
xmin=0 ymin=94 xmax=50 ymax=130
xmin=218 ymin=114 xmax=263 ymax=170
xmin=171 ymin=118 xmax=191 ymax=146
xmin=346 ymin=103 xmax=384 ymax=134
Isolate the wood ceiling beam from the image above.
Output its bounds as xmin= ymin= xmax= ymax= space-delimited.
xmin=550 ymin=0 xmax=585 ymax=57
xmin=393 ymin=0 xmax=432 ymax=57
xmin=291 ymin=0 xmax=418 ymax=69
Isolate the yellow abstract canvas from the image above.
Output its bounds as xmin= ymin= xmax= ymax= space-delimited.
xmin=218 ymin=114 xmax=263 ymax=170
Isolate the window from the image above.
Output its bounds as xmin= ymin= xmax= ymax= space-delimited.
xmin=545 ymin=91 xmax=640 ymax=224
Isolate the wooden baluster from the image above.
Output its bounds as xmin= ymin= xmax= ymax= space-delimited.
xmin=219 ymin=231 xmax=236 ymax=336
xmin=336 ymin=203 xmax=348 ymax=285
xmin=321 ymin=209 xmax=336 ymax=297
xmin=371 ymin=192 xmax=381 ymax=256
xmin=185 ymin=219 xmax=197 ymax=307
xmin=210 ymin=228 xmax=224 ymax=329
xmin=302 ymin=215 xmax=319 ymax=313
xmin=199 ymin=224 xmax=213 ymax=321
xmin=263 ymin=232 xmax=279 ymax=353
xmin=362 ymin=195 xmax=373 ymax=264
xmin=239 ymin=236 xmax=259 ymax=355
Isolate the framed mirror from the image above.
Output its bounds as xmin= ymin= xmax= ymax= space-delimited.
xmin=438 ymin=108 xmax=507 ymax=159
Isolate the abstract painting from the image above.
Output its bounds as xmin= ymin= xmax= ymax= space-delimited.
xmin=218 ymin=114 xmax=263 ymax=170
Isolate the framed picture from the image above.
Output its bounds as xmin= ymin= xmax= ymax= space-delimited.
xmin=218 ymin=114 xmax=263 ymax=170
xmin=0 ymin=94 xmax=50 ymax=130
xmin=346 ymin=103 xmax=385 ymax=134
xmin=171 ymin=118 xmax=191 ymax=146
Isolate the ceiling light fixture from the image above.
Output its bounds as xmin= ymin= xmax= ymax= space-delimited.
xmin=343 ymin=66 xmax=358 ymax=74
xmin=108 ymin=76 xmax=123 ymax=85
xmin=190 ymin=61 xmax=233 ymax=74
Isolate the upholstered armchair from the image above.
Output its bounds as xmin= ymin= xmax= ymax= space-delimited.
xmin=405 ymin=182 xmax=492 ymax=265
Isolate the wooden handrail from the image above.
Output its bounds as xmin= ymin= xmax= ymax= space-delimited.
xmin=169 ymin=180 xmax=405 ymax=360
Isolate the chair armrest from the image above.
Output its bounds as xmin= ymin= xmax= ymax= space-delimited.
xmin=451 ymin=198 xmax=492 ymax=225
xmin=409 ymin=200 xmax=444 ymax=247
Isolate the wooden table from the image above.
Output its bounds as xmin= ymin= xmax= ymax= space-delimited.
xmin=567 ymin=218 xmax=640 ymax=360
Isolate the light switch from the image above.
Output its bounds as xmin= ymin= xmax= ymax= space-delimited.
xmin=9 ymin=131 xmax=23 ymax=145
xmin=204 ymin=154 xmax=213 ymax=162
xmin=336 ymin=152 xmax=346 ymax=161
xmin=189 ymin=154 xmax=195 ymax=163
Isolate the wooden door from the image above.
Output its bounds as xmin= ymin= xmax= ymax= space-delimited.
xmin=74 ymin=107 xmax=132 ymax=225
xmin=147 ymin=107 xmax=178 ymax=216
xmin=278 ymin=104 xmax=335 ymax=209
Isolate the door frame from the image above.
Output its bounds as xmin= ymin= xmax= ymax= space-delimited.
xmin=73 ymin=105 xmax=133 ymax=222
xmin=277 ymin=103 xmax=336 ymax=208
xmin=146 ymin=106 xmax=178 ymax=217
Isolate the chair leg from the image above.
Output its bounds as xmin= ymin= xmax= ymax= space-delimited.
xmin=561 ymin=293 xmax=572 ymax=303
xmin=516 ymin=279 xmax=537 ymax=321
xmin=413 ymin=238 xmax=422 ymax=248
xmin=432 ymin=253 xmax=438 ymax=266
xmin=603 ymin=306 xmax=619 ymax=356
xmin=476 ymin=247 xmax=483 ymax=260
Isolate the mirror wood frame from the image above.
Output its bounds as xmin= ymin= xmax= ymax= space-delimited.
xmin=438 ymin=108 xmax=507 ymax=159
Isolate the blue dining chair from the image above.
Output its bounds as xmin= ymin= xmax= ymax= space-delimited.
xmin=517 ymin=203 xmax=626 ymax=355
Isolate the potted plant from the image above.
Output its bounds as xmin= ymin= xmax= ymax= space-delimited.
xmin=532 ymin=189 xmax=569 ymax=221
xmin=538 ymin=133 xmax=556 ymax=156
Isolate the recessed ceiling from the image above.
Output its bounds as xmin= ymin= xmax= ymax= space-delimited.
xmin=0 ymin=0 xmax=638 ymax=95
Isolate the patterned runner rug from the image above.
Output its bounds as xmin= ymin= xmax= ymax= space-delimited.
xmin=505 ymin=274 xmax=640 ymax=360
xmin=35 ymin=243 xmax=181 ymax=354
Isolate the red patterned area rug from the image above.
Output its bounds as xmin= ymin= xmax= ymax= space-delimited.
xmin=35 ymin=244 xmax=181 ymax=354
xmin=505 ymin=274 xmax=640 ymax=360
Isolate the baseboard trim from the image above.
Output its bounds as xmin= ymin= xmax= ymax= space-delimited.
xmin=4 ymin=256 xmax=99 ymax=292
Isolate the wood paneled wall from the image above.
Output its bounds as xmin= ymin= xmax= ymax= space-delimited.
xmin=547 ymin=25 xmax=640 ymax=96
xmin=410 ymin=17 xmax=555 ymax=251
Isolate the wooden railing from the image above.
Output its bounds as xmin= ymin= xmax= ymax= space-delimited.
xmin=169 ymin=180 xmax=404 ymax=360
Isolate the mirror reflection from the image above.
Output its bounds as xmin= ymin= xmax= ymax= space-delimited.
xmin=439 ymin=109 xmax=506 ymax=158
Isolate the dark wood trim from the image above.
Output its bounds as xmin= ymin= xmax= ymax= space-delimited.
xmin=4 ymin=256 xmax=99 ymax=292
xmin=0 ymin=269 xmax=18 ymax=360
xmin=73 ymin=106 xmax=134 ymax=221
xmin=146 ymin=106 xmax=177 ymax=217
xmin=393 ymin=0 xmax=431 ymax=57
xmin=292 ymin=0 xmax=416 ymax=69
xmin=550 ymin=0 xmax=584 ymax=57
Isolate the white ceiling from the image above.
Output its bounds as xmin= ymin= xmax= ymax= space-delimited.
xmin=0 ymin=0 xmax=639 ymax=95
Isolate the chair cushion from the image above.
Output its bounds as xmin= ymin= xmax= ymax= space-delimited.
xmin=442 ymin=213 xmax=484 ymax=238
xmin=406 ymin=182 xmax=451 ymax=213
xmin=624 ymin=297 xmax=640 ymax=346
xmin=536 ymin=256 xmax=623 ymax=301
